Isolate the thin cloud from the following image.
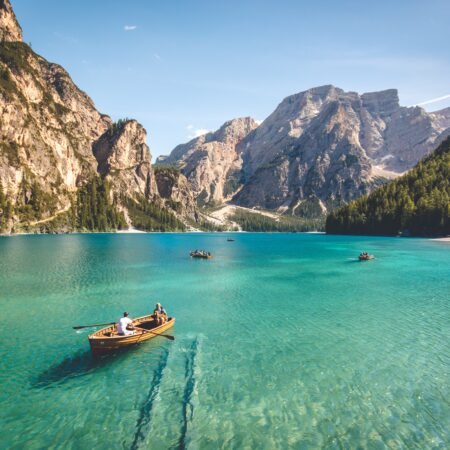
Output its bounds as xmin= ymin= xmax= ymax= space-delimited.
xmin=124 ymin=25 xmax=137 ymax=31
xmin=187 ymin=126 xmax=210 ymax=139
xmin=416 ymin=93 xmax=450 ymax=106
xmin=194 ymin=128 xmax=210 ymax=137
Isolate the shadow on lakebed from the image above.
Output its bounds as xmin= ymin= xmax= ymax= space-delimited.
xmin=31 ymin=341 xmax=167 ymax=389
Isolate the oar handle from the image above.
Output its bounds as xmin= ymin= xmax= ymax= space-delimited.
xmin=73 ymin=322 xmax=116 ymax=330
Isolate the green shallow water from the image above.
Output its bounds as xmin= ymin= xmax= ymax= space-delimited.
xmin=0 ymin=233 xmax=449 ymax=449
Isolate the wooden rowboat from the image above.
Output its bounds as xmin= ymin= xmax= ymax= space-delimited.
xmin=190 ymin=250 xmax=213 ymax=259
xmin=88 ymin=314 xmax=175 ymax=354
xmin=359 ymin=254 xmax=375 ymax=261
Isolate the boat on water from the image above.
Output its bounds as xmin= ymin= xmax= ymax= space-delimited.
xmin=88 ymin=314 xmax=175 ymax=354
xmin=359 ymin=252 xmax=375 ymax=261
xmin=227 ymin=238 xmax=235 ymax=242
xmin=190 ymin=250 xmax=213 ymax=259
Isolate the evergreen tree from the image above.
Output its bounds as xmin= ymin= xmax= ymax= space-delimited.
xmin=326 ymin=137 xmax=450 ymax=236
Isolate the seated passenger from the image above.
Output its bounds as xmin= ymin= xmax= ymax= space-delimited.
xmin=117 ymin=312 xmax=135 ymax=336
xmin=153 ymin=303 xmax=162 ymax=325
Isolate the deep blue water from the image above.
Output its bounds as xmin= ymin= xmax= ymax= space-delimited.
xmin=0 ymin=233 xmax=449 ymax=449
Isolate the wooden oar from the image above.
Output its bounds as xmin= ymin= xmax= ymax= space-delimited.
xmin=73 ymin=322 xmax=116 ymax=330
xmin=134 ymin=326 xmax=175 ymax=341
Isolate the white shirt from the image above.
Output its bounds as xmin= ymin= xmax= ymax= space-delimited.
xmin=118 ymin=317 xmax=133 ymax=335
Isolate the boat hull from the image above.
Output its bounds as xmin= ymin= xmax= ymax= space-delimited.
xmin=88 ymin=315 xmax=175 ymax=354
xmin=359 ymin=255 xmax=374 ymax=261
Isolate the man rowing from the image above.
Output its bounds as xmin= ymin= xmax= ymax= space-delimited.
xmin=117 ymin=312 xmax=135 ymax=336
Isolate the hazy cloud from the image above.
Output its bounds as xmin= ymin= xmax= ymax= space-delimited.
xmin=416 ymin=93 xmax=450 ymax=106
xmin=186 ymin=125 xmax=210 ymax=139
xmin=124 ymin=25 xmax=137 ymax=31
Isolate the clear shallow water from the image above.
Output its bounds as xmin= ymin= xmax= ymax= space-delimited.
xmin=0 ymin=233 xmax=449 ymax=449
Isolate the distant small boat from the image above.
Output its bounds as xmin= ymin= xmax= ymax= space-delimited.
xmin=190 ymin=250 xmax=213 ymax=259
xmin=227 ymin=238 xmax=235 ymax=242
xmin=88 ymin=314 xmax=175 ymax=354
xmin=359 ymin=253 xmax=375 ymax=261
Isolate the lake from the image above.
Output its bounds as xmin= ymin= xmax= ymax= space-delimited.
xmin=0 ymin=233 xmax=449 ymax=449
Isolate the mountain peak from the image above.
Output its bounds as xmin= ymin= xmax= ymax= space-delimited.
xmin=211 ymin=117 xmax=258 ymax=144
xmin=361 ymin=89 xmax=399 ymax=116
xmin=0 ymin=0 xmax=23 ymax=42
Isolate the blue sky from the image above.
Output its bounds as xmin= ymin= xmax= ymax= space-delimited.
xmin=13 ymin=0 xmax=450 ymax=159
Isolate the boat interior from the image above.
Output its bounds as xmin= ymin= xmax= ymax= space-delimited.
xmin=92 ymin=315 xmax=173 ymax=338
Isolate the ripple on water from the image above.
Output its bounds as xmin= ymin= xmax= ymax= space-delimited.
xmin=0 ymin=234 xmax=449 ymax=449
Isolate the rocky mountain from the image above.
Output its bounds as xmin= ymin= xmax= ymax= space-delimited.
xmin=0 ymin=0 xmax=197 ymax=233
xmin=156 ymin=117 xmax=258 ymax=206
xmin=0 ymin=0 xmax=22 ymax=42
xmin=163 ymin=85 xmax=450 ymax=219
xmin=326 ymin=136 xmax=450 ymax=236
xmin=234 ymin=85 xmax=450 ymax=215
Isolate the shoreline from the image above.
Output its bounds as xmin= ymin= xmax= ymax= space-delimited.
xmin=431 ymin=237 xmax=450 ymax=242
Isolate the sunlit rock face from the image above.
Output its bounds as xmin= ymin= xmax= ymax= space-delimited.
xmin=158 ymin=117 xmax=258 ymax=206
xmin=0 ymin=0 xmax=23 ymax=42
xmin=233 ymin=86 xmax=450 ymax=213
xmin=0 ymin=1 xmax=166 ymax=231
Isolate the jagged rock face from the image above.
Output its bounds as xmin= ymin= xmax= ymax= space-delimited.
xmin=0 ymin=42 xmax=111 ymax=216
xmin=0 ymin=39 xmax=159 ymax=230
xmin=93 ymin=120 xmax=156 ymax=199
xmin=0 ymin=0 xmax=22 ymax=42
xmin=155 ymin=168 xmax=199 ymax=221
xmin=234 ymin=85 xmax=450 ymax=212
xmin=159 ymin=117 xmax=258 ymax=205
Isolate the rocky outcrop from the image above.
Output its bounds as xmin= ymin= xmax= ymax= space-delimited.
xmin=93 ymin=119 xmax=156 ymax=200
xmin=158 ymin=117 xmax=258 ymax=206
xmin=0 ymin=42 xmax=111 ymax=225
xmin=0 ymin=1 xmax=177 ymax=232
xmin=233 ymin=86 xmax=450 ymax=213
xmin=0 ymin=0 xmax=22 ymax=42
xmin=154 ymin=167 xmax=199 ymax=222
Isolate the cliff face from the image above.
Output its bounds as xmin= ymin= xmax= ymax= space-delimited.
xmin=0 ymin=41 xmax=111 ymax=228
xmin=93 ymin=119 xmax=157 ymax=200
xmin=0 ymin=0 xmax=192 ymax=232
xmin=158 ymin=117 xmax=258 ymax=206
xmin=0 ymin=0 xmax=22 ymax=42
xmin=233 ymin=86 xmax=450 ymax=213
xmin=154 ymin=167 xmax=199 ymax=222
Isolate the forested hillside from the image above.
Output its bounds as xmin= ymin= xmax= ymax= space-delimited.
xmin=326 ymin=137 xmax=450 ymax=236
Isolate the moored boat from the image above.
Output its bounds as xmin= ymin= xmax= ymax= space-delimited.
xmin=358 ymin=253 xmax=375 ymax=261
xmin=190 ymin=250 xmax=213 ymax=259
xmin=88 ymin=314 xmax=175 ymax=354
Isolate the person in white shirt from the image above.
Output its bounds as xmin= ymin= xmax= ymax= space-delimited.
xmin=117 ymin=312 xmax=135 ymax=336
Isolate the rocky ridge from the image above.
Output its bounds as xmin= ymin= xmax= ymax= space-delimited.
xmin=163 ymin=85 xmax=450 ymax=218
xmin=0 ymin=0 xmax=198 ymax=232
xmin=0 ymin=0 xmax=22 ymax=42
xmin=157 ymin=117 xmax=258 ymax=206
xmin=234 ymin=86 xmax=450 ymax=213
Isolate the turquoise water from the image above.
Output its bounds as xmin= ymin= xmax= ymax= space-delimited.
xmin=0 ymin=233 xmax=449 ymax=449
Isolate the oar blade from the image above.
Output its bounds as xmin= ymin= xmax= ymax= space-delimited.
xmin=72 ymin=322 xmax=115 ymax=330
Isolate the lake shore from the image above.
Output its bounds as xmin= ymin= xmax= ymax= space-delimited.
xmin=432 ymin=236 xmax=450 ymax=242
